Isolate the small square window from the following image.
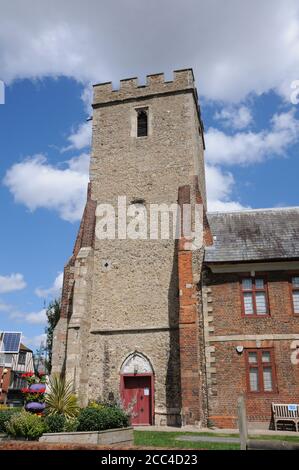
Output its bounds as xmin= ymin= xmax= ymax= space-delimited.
xmin=262 ymin=351 xmax=271 ymax=363
xmin=242 ymin=278 xmax=252 ymax=290
xmin=248 ymin=352 xmax=257 ymax=363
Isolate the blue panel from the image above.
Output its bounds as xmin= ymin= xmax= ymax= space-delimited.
xmin=1 ymin=332 xmax=21 ymax=353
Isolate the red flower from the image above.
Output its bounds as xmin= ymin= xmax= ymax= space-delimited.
xmin=21 ymin=388 xmax=30 ymax=393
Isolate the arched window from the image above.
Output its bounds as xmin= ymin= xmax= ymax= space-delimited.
xmin=137 ymin=109 xmax=148 ymax=137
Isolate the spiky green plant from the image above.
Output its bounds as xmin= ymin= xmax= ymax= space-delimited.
xmin=45 ymin=374 xmax=79 ymax=418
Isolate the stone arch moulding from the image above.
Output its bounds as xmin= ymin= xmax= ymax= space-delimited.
xmin=120 ymin=351 xmax=154 ymax=375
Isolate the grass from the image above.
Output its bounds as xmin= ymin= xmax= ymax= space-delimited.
xmin=134 ymin=431 xmax=239 ymax=450
xmin=134 ymin=430 xmax=299 ymax=450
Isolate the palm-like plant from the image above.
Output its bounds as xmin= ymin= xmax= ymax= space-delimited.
xmin=45 ymin=374 xmax=79 ymax=418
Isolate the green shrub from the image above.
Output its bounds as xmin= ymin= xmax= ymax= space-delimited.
xmin=44 ymin=414 xmax=66 ymax=433
xmin=88 ymin=401 xmax=104 ymax=411
xmin=5 ymin=411 xmax=45 ymax=440
xmin=63 ymin=417 xmax=79 ymax=432
xmin=44 ymin=414 xmax=79 ymax=433
xmin=77 ymin=406 xmax=129 ymax=432
xmin=0 ymin=408 xmax=23 ymax=433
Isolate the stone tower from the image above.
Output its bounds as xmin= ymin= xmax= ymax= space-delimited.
xmin=52 ymin=69 xmax=211 ymax=426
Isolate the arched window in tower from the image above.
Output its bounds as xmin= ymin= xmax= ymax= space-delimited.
xmin=137 ymin=108 xmax=148 ymax=137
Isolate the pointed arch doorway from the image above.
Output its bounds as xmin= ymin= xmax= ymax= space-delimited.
xmin=120 ymin=352 xmax=154 ymax=425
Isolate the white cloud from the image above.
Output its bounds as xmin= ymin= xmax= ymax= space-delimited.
xmin=63 ymin=121 xmax=92 ymax=152
xmin=81 ymin=84 xmax=93 ymax=114
xmin=0 ymin=301 xmax=12 ymax=312
xmin=0 ymin=273 xmax=26 ymax=294
xmin=35 ymin=272 xmax=63 ymax=299
xmin=0 ymin=1 xmax=298 ymax=102
xmin=214 ymin=106 xmax=253 ymax=130
xmin=22 ymin=333 xmax=47 ymax=349
xmin=3 ymin=153 xmax=89 ymax=222
xmin=206 ymin=164 xmax=247 ymax=212
xmin=25 ymin=309 xmax=47 ymax=325
xmin=11 ymin=309 xmax=47 ymax=325
xmin=205 ymin=110 xmax=299 ymax=166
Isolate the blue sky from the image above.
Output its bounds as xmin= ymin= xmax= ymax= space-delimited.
xmin=0 ymin=0 xmax=299 ymax=350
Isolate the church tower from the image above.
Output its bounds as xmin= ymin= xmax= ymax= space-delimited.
xmin=52 ymin=69 xmax=211 ymax=426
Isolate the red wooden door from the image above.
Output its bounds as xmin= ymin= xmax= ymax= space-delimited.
xmin=122 ymin=376 xmax=152 ymax=425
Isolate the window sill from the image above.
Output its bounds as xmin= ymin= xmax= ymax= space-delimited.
xmin=242 ymin=314 xmax=271 ymax=318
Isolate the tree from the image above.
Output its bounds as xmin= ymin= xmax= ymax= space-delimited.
xmin=45 ymin=299 xmax=60 ymax=373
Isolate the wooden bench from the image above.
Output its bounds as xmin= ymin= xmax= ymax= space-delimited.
xmin=272 ymin=403 xmax=299 ymax=431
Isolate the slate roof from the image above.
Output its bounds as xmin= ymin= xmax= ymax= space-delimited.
xmin=205 ymin=207 xmax=299 ymax=263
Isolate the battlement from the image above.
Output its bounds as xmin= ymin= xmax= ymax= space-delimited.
xmin=93 ymin=68 xmax=197 ymax=107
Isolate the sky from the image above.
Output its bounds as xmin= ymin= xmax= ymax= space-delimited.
xmin=0 ymin=0 xmax=299 ymax=350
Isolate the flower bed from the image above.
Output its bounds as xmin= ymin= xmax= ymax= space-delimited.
xmin=39 ymin=427 xmax=133 ymax=445
xmin=1 ymin=399 xmax=131 ymax=442
xmin=20 ymin=372 xmax=46 ymax=412
xmin=1 ymin=373 xmax=131 ymax=443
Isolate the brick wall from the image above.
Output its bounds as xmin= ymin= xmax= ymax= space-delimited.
xmin=203 ymin=269 xmax=299 ymax=428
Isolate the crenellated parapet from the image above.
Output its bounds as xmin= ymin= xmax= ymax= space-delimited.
xmin=93 ymin=68 xmax=198 ymax=107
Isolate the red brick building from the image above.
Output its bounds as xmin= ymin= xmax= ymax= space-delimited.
xmin=203 ymin=209 xmax=299 ymax=429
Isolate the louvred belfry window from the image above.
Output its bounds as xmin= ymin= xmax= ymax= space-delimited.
xmin=137 ymin=109 xmax=148 ymax=137
xmin=241 ymin=277 xmax=269 ymax=316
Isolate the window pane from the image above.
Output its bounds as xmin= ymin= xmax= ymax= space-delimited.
xmin=248 ymin=352 xmax=257 ymax=363
xmin=255 ymin=279 xmax=264 ymax=289
xmin=293 ymin=291 xmax=299 ymax=313
xmin=292 ymin=277 xmax=299 ymax=288
xmin=18 ymin=352 xmax=26 ymax=365
xmin=256 ymin=292 xmax=267 ymax=314
xmin=263 ymin=367 xmax=273 ymax=391
xmin=244 ymin=292 xmax=254 ymax=314
xmin=262 ymin=351 xmax=271 ymax=363
xmin=242 ymin=278 xmax=252 ymax=290
xmin=137 ymin=110 xmax=148 ymax=137
xmin=249 ymin=367 xmax=259 ymax=391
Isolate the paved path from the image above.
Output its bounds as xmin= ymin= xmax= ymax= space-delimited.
xmin=175 ymin=435 xmax=240 ymax=444
xmin=136 ymin=425 xmax=298 ymax=437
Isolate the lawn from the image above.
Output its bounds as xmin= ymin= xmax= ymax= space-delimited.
xmin=134 ymin=431 xmax=240 ymax=450
xmin=134 ymin=430 xmax=299 ymax=450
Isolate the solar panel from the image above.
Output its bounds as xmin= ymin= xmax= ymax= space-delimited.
xmin=0 ymin=332 xmax=21 ymax=353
